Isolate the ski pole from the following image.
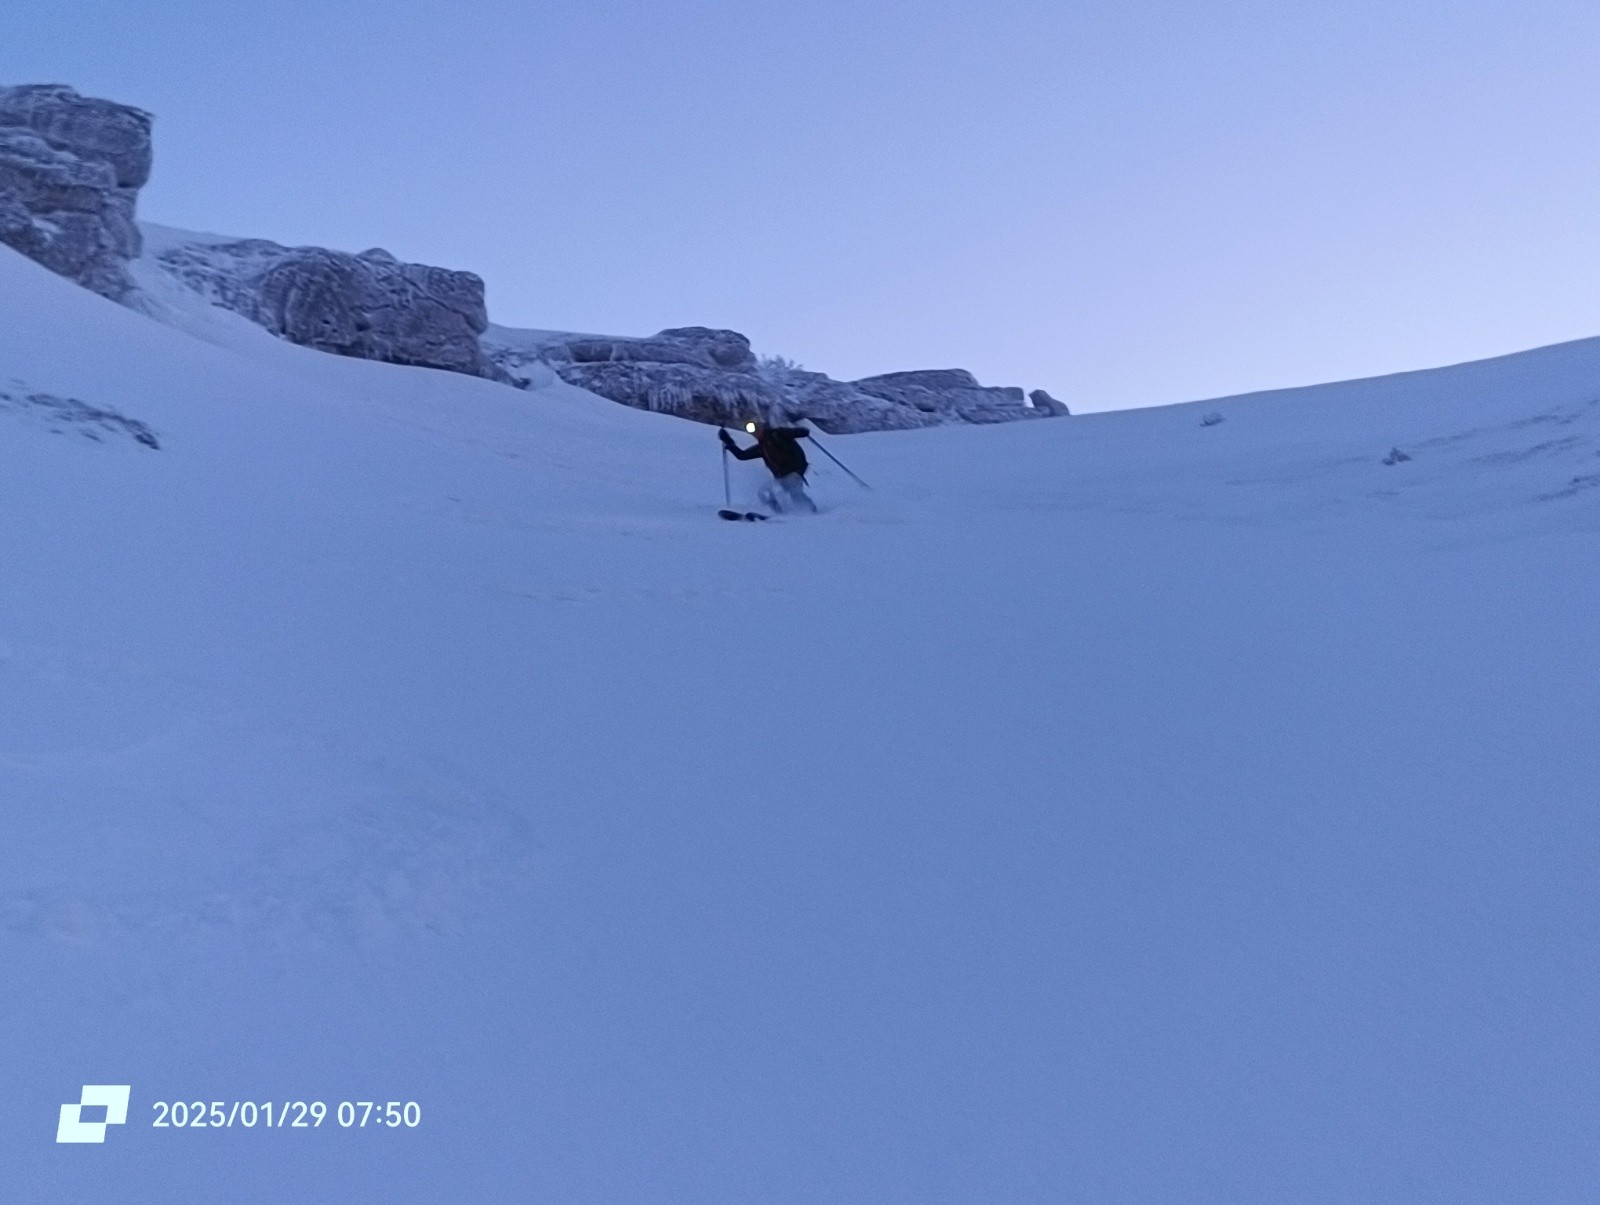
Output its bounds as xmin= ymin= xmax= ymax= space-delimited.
xmin=721 ymin=444 xmax=732 ymax=506
xmin=807 ymin=433 xmax=871 ymax=489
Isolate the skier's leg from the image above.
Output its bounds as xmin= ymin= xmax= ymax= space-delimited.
xmin=758 ymin=479 xmax=781 ymax=512
xmin=794 ymin=477 xmax=819 ymax=513
xmin=778 ymin=473 xmax=817 ymax=513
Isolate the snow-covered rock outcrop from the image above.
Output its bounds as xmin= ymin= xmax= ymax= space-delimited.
xmin=487 ymin=325 xmax=784 ymax=425
xmin=0 ymin=80 xmax=1069 ymax=430
xmin=0 ymin=84 xmax=152 ymax=299
xmin=139 ymin=223 xmax=1068 ymax=433
xmin=850 ymin=368 xmax=1066 ymax=425
xmin=150 ymin=231 xmax=493 ymax=376
xmin=483 ymin=325 xmax=1065 ymax=434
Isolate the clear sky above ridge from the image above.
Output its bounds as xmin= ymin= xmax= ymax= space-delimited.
xmin=6 ymin=0 xmax=1600 ymax=412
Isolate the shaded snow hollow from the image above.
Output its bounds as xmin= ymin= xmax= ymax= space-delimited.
xmin=3 ymin=241 xmax=1598 ymax=1202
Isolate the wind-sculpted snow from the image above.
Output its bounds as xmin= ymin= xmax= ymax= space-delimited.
xmin=152 ymin=235 xmax=493 ymax=375
xmin=0 ymin=85 xmax=150 ymax=299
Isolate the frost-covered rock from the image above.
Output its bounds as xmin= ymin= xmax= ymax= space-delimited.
xmin=483 ymin=326 xmax=1066 ymax=434
xmin=765 ymin=368 xmax=946 ymax=432
xmin=777 ymin=366 xmax=1064 ymax=431
xmin=851 ymin=369 xmax=1041 ymax=425
xmin=555 ymin=326 xmax=757 ymax=372
xmin=140 ymin=226 xmax=1058 ymax=431
xmin=1029 ymin=389 xmax=1070 ymax=416
xmin=0 ymin=85 xmax=1064 ymax=431
xmin=563 ymin=360 xmax=783 ymax=425
xmin=660 ymin=327 xmax=759 ymax=369
xmin=153 ymin=235 xmax=492 ymax=375
xmin=0 ymin=84 xmax=152 ymax=299
xmin=507 ymin=326 xmax=776 ymax=424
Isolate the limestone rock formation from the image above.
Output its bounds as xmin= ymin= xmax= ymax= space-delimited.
xmin=493 ymin=326 xmax=779 ymax=424
xmin=851 ymin=369 xmax=1037 ymax=425
xmin=557 ymin=326 xmax=758 ymax=371
xmin=481 ymin=327 xmax=1065 ymax=433
xmin=1029 ymin=389 xmax=1070 ymax=416
xmin=0 ymin=82 xmax=1067 ymax=432
xmin=0 ymin=84 xmax=152 ymax=299
xmin=154 ymin=236 xmax=493 ymax=375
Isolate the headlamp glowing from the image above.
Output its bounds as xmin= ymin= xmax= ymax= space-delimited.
xmin=745 ymin=422 xmax=756 ymax=433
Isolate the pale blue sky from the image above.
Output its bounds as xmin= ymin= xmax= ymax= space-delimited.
xmin=6 ymin=0 xmax=1600 ymax=410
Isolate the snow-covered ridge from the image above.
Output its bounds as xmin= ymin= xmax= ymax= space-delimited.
xmin=482 ymin=320 xmax=1068 ymax=433
xmin=0 ymin=81 xmax=1068 ymax=432
xmin=137 ymin=220 xmax=1066 ymax=433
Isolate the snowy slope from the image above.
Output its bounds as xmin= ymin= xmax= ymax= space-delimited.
xmin=3 ymin=240 xmax=1598 ymax=1202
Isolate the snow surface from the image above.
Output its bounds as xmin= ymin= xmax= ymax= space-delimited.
xmin=3 ymin=240 xmax=1598 ymax=1201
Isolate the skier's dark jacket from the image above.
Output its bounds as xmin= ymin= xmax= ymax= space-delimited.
xmin=726 ymin=426 xmax=809 ymax=478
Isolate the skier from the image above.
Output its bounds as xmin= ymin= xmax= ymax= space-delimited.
xmin=719 ymin=419 xmax=819 ymax=514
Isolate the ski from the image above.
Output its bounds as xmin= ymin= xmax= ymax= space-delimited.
xmin=718 ymin=509 xmax=769 ymax=522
